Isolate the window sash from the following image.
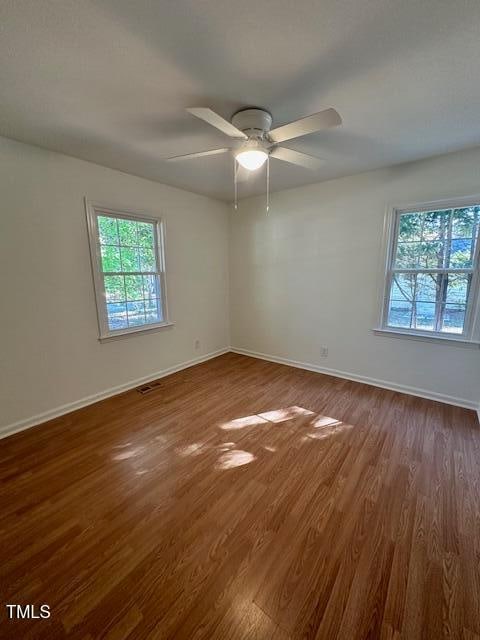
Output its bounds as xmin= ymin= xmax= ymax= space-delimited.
xmin=385 ymin=270 xmax=472 ymax=334
xmin=380 ymin=202 xmax=480 ymax=340
xmin=86 ymin=201 xmax=169 ymax=339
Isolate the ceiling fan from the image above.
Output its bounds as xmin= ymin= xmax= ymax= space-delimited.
xmin=166 ymin=106 xmax=342 ymax=209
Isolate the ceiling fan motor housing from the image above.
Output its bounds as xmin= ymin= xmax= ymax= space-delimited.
xmin=231 ymin=108 xmax=273 ymax=139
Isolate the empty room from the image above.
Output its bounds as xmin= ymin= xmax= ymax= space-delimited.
xmin=1 ymin=1 xmax=480 ymax=638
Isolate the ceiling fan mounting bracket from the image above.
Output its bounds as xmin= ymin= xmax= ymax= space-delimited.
xmin=231 ymin=108 xmax=273 ymax=138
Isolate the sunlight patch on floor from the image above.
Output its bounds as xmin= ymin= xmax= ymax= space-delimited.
xmin=304 ymin=420 xmax=353 ymax=440
xmin=259 ymin=406 xmax=315 ymax=423
xmin=176 ymin=408 xmax=351 ymax=471
xmin=216 ymin=450 xmax=256 ymax=470
xmin=112 ymin=446 xmax=144 ymax=461
xmin=176 ymin=442 xmax=205 ymax=457
xmin=219 ymin=406 xmax=315 ymax=431
xmin=216 ymin=442 xmax=235 ymax=452
xmin=219 ymin=415 xmax=269 ymax=430
xmin=311 ymin=416 xmax=342 ymax=428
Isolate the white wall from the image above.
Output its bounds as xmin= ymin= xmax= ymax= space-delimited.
xmin=0 ymin=137 xmax=230 ymax=433
xmin=230 ymin=147 xmax=480 ymax=408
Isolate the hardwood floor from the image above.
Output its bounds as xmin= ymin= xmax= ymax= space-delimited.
xmin=0 ymin=352 xmax=479 ymax=639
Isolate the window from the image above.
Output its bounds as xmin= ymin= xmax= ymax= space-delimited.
xmin=86 ymin=202 xmax=170 ymax=339
xmin=379 ymin=200 xmax=480 ymax=342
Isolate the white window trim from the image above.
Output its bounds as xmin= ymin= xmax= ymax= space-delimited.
xmin=374 ymin=195 xmax=480 ymax=347
xmin=85 ymin=199 xmax=173 ymax=341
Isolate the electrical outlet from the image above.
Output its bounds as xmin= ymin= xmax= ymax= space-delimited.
xmin=194 ymin=339 xmax=200 ymax=350
xmin=320 ymin=346 xmax=328 ymax=358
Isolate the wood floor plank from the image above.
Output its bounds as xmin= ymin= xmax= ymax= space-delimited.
xmin=0 ymin=352 xmax=478 ymax=640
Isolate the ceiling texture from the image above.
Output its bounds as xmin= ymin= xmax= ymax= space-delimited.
xmin=1 ymin=0 xmax=480 ymax=201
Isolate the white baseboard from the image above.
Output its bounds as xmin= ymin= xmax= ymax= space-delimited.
xmin=0 ymin=348 xmax=230 ymax=441
xmin=231 ymin=347 xmax=478 ymax=411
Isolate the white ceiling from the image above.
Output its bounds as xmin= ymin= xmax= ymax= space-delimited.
xmin=1 ymin=0 xmax=480 ymax=201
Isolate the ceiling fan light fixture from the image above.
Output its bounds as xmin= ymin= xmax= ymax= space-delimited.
xmin=235 ymin=148 xmax=268 ymax=171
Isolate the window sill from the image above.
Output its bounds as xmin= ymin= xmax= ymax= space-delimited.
xmin=99 ymin=321 xmax=175 ymax=343
xmin=372 ymin=328 xmax=480 ymax=348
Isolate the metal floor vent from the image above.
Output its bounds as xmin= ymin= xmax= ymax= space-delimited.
xmin=136 ymin=380 xmax=162 ymax=395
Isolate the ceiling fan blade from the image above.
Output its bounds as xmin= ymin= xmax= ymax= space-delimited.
xmin=268 ymin=108 xmax=341 ymax=143
xmin=186 ymin=108 xmax=248 ymax=139
xmin=270 ymin=147 xmax=324 ymax=170
xmin=166 ymin=147 xmax=230 ymax=161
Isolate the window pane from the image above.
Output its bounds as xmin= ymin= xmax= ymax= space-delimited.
xmin=138 ymin=222 xmax=155 ymax=248
xmin=398 ymin=213 xmax=423 ymax=242
xmin=145 ymin=298 xmax=163 ymax=324
xmin=101 ymin=245 xmax=121 ymax=272
xmin=118 ymin=219 xmax=139 ymax=246
xmin=394 ymin=208 xmax=480 ymax=269
xmin=441 ymin=304 xmax=466 ymax=334
xmin=143 ymin=274 xmax=160 ymax=299
xmin=422 ymin=210 xmax=450 ymax=241
xmin=448 ymin=237 xmax=474 ymax=268
xmin=415 ymin=273 xmax=438 ymax=303
xmin=445 ymin=274 xmax=469 ymax=305
xmin=391 ymin=273 xmax=416 ymax=303
xmin=120 ymin=246 xmax=140 ymax=271
xmin=395 ymin=242 xmax=419 ymax=269
xmin=395 ymin=210 xmax=450 ymax=269
xmin=388 ymin=273 xmax=470 ymax=334
xmin=107 ymin=302 xmax=128 ymax=330
xmin=451 ymin=207 xmax=478 ymax=239
xmin=125 ymin=275 xmax=144 ymax=302
xmin=388 ymin=300 xmax=412 ymax=328
xmin=395 ymin=241 xmax=444 ymax=269
xmin=388 ymin=274 xmax=437 ymax=331
xmin=104 ymin=275 xmax=125 ymax=302
xmin=420 ymin=241 xmax=446 ymax=269
xmin=127 ymin=301 xmax=146 ymax=327
xmin=139 ymin=247 xmax=156 ymax=272
xmin=413 ymin=302 xmax=436 ymax=331
xmin=98 ymin=215 xmax=119 ymax=245
xmin=447 ymin=206 xmax=479 ymax=268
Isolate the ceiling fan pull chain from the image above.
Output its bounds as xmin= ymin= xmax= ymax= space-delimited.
xmin=234 ymin=158 xmax=238 ymax=211
xmin=266 ymin=155 xmax=270 ymax=215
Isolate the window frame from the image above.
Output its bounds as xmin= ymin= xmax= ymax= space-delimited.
xmin=376 ymin=197 xmax=480 ymax=345
xmin=85 ymin=200 xmax=172 ymax=341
